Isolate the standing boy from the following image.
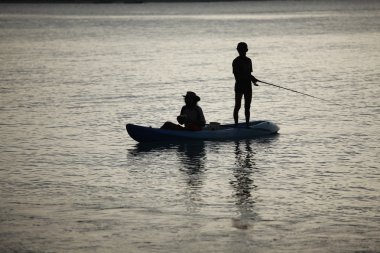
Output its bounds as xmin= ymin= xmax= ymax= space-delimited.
xmin=232 ymin=42 xmax=258 ymax=126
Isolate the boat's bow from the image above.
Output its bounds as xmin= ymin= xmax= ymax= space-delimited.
xmin=250 ymin=120 xmax=280 ymax=133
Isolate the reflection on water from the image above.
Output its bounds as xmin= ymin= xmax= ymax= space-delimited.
xmin=128 ymin=138 xmax=278 ymax=220
xmin=177 ymin=142 xmax=206 ymax=213
xmin=128 ymin=141 xmax=207 ymax=213
xmin=230 ymin=137 xmax=278 ymax=229
xmin=177 ymin=142 xmax=206 ymax=188
xmin=231 ymin=139 xmax=257 ymax=229
xmin=128 ymin=142 xmax=179 ymax=154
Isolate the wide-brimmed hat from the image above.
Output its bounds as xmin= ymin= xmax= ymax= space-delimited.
xmin=183 ymin=91 xmax=200 ymax=102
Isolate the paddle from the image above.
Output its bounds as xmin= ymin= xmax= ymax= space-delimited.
xmin=254 ymin=79 xmax=339 ymax=105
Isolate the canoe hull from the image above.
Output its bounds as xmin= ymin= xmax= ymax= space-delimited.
xmin=126 ymin=121 xmax=279 ymax=143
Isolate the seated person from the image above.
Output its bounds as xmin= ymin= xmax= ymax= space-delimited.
xmin=161 ymin=91 xmax=206 ymax=131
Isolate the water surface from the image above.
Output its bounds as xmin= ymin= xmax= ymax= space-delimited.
xmin=0 ymin=1 xmax=379 ymax=252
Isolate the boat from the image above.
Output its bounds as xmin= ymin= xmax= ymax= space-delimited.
xmin=126 ymin=120 xmax=279 ymax=143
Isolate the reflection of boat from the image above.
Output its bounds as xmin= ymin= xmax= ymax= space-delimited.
xmin=126 ymin=121 xmax=279 ymax=143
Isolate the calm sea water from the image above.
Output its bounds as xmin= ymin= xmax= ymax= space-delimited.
xmin=0 ymin=1 xmax=379 ymax=252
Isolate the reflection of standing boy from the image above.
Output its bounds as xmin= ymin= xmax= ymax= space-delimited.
xmin=233 ymin=42 xmax=258 ymax=127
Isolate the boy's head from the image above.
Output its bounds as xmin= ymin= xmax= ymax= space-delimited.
xmin=237 ymin=42 xmax=248 ymax=55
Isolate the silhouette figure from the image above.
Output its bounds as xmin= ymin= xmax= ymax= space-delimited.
xmin=161 ymin=91 xmax=206 ymax=131
xmin=233 ymin=42 xmax=259 ymax=127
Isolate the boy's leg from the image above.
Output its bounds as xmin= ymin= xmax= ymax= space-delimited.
xmin=234 ymin=93 xmax=243 ymax=124
xmin=244 ymin=91 xmax=252 ymax=126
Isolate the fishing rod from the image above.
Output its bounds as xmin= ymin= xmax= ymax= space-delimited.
xmin=256 ymin=79 xmax=339 ymax=105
